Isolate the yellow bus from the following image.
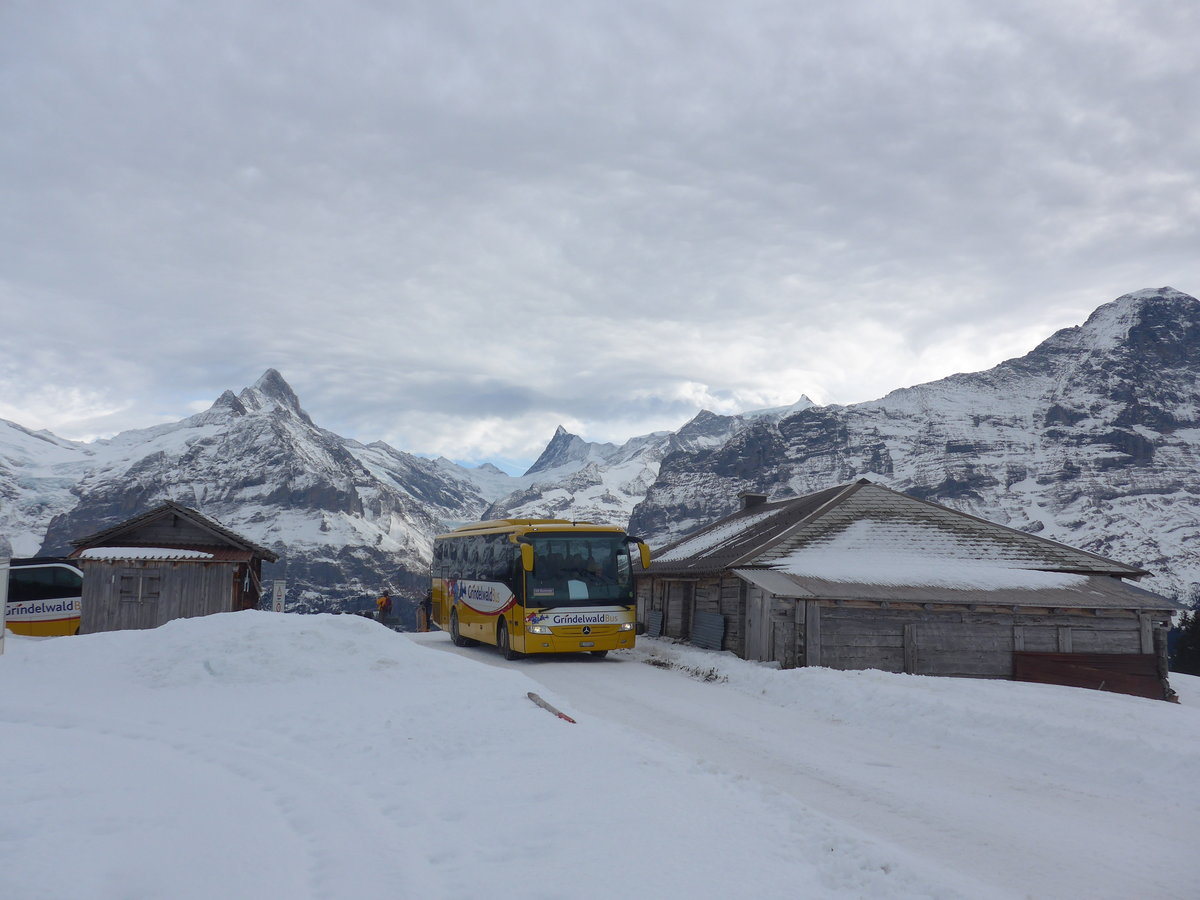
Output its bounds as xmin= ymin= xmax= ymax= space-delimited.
xmin=4 ymin=558 xmax=83 ymax=637
xmin=432 ymin=519 xmax=650 ymax=659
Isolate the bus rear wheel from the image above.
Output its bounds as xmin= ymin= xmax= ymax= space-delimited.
xmin=497 ymin=620 xmax=522 ymax=661
xmin=450 ymin=610 xmax=470 ymax=647
xmin=590 ymin=650 xmax=609 ymax=658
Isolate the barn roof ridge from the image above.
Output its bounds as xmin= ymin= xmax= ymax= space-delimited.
xmin=648 ymin=478 xmax=1145 ymax=580
xmin=69 ymin=500 xmax=279 ymax=562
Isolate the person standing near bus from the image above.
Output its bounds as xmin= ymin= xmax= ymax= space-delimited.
xmin=376 ymin=590 xmax=393 ymax=624
xmin=417 ymin=590 xmax=432 ymax=632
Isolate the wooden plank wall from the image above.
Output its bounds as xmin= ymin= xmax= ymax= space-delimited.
xmin=635 ymin=579 xmax=652 ymax=624
xmin=80 ymin=560 xmax=237 ymax=634
xmin=635 ymin=575 xmax=746 ymax=653
xmin=636 ymin=575 xmax=1166 ymax=696
xmin=664 ymin=581 xmax=693 ymax=639
xmin=693 ymin=575 xmax=744 ymax=654
xmin=813 ymin=606 xmax=1146 ymax=678
xmin=123 ymin=518 xmax=224 ymax=547
xmin=766 ymin=598 xmax=793 ymax=668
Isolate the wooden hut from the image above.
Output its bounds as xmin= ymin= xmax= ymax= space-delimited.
xmin=69 ymin=501 xmax=279 ymax=634
xmin=637 ymin=480 xmax=1177 ymax=700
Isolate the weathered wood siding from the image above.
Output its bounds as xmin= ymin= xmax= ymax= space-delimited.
xmin=636 ymin=574 xmax=743 ymax=652
xmin=80 ymin=559 xmax=237 ymax=634
xmin=638 ymin=574 xmax=1164 ymax=695
xmin=635 ymin=579 xmax=652 ymax=624
xmin=117 ymin=517 xmax=226 ymax=549
xmin=796 ymin=605 xmax=1151 ymax=678
xmin=663 ymin=581 xmax=693 ymax=639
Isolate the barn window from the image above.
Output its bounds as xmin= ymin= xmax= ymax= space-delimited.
xmin=119 ymin=568 xmax=162 ymax=604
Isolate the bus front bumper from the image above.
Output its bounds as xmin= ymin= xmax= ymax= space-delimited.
xmin=520 ymin=628 xmax=635 ymax=654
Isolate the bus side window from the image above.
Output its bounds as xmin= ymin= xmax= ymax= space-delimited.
xmin=481 ymin=535 xmax=496 ymax=581
xmin=509 ymin=541 xmax=523 ymax=584
xmin=10 ymin=568 xmax=60 ymax=601
xmin=468 ymin=536 xmax=483 ymax=581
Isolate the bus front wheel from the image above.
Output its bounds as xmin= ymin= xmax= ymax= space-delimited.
xmin=450 ymin=610 xmax=470 ymax=647
xmin=497 ymin=620 xmax=522 ymax=661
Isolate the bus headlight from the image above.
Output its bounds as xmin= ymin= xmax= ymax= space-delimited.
xmin=527 ymin=624 xmax=553 ymax=635
xmin=618 ymin=622 xmax=635 ymax=631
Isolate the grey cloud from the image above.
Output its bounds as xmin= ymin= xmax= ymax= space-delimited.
xmin=2 ymin=0 xmax=1197 ymax=465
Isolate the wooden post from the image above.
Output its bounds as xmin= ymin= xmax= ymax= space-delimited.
xmin=903 ymin=623 xmax=917 ymax=674
xmin=1138 ymin=613 xmax=1153 ymax=654
xmin=0 ymin=556 xmax=9 ymax=656
xmin=1057 ymin=626 xmax=1073 ymax=653
xmin=804 ymin=601 xmax=821 ymax=667
xmin=1013 ymin=625 xmax=1025 ymax=652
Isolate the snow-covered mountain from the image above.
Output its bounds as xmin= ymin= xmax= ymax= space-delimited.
xmin=4 ymin=287 xmax=1199 ymax=609
xmin=4 ymin=371 xmax=504 ymax=611
xmin=482 ymin=401 xmax=815 ymax=527
xmin=0 ymin=421 xmax=95 ymax=558
xmin=630 ymin=287 xmax=1200 ymax=602
xmin=0 ymin=370 xmax=819 ymax=609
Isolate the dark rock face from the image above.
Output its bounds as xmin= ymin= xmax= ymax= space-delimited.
xmin=631 ymin=288 xmax=1200 ymax=601
xmin=523 ymin=426 xmax=615 ymax=476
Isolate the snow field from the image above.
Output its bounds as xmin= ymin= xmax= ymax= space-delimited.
xmin=4 ymin=613 xmax=963 ymax=900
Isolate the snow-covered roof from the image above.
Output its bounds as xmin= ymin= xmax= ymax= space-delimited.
xmin=647 ymin=480 xmax=1159 ymax=608
xmin=654 ymin=506 xmax=784 ymax=563
xmin=79 ymin=547 xmax=216 ymax=561
xmin=771 ymin=518 xmax=1092 ymax=589
xmin=733 ymin=568 xmax=1175 ymax=610
xmin=648 ymin=483 xmax=852 ymax=573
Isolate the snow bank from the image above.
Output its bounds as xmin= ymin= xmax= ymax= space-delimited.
xmin=1 ymin=613 xmax=954 ymax=900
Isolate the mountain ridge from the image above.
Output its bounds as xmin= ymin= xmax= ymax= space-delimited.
xmin=630 ymin=286 xmax=1200 ymax=601
xmin=3 ymin=287 xmax=1198 ymax=608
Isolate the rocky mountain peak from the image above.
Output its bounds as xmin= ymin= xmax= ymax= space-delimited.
xmin=523 ymin=426 xmax=594 ymax=476
xmin=1038 ymin=287 xmax=1199 ymax=356
xmin=211 ymin=390 xmax=248 ymax=415
xmin=237 ymin=369 xmax=312 ymax=424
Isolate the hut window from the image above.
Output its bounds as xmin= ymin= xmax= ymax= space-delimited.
xmin=119 ymin=569 xmax=162 ymax=604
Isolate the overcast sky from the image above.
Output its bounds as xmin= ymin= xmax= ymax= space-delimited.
xmin=2 ymin=0 xmax=1197 ymax=472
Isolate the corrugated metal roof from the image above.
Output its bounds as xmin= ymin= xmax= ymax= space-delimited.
xmin=76 ymin=546 xmax=256 ymax=563
xmin=79 ymin=547 xmax=215 ymax=561
xmin=733 ymin=568 xmax=818 ymax=598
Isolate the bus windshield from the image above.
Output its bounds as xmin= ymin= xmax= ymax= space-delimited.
xmin=526 ymin=533 xmax=633 ymax=608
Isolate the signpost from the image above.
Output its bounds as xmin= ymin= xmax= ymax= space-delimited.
xmin=271 ymin=580 xmax=286 ymax=613
xmin=0 ymin=556 xmax=9 ymax=655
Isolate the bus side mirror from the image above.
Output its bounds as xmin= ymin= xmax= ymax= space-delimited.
xmin=638 ymin=542 xmax=651 ymax=570
xmin=520 ymin=543 xmax=534 ymax=572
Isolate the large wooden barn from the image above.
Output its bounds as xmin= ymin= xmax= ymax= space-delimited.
xmin=637 ymin=480 xmax=1177 ymax=700
xmin=69 ymin=501 xmax=278 ymax=634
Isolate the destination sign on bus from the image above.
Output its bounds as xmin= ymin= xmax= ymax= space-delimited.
xmin=527 ymin=608 xmax=635 ymax=627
